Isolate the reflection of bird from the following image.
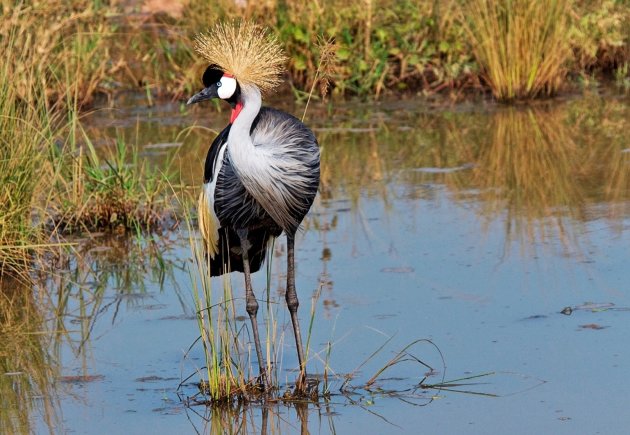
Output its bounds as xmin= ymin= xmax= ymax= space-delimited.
xmin=187 ymin=22 xmax=320 ymax=388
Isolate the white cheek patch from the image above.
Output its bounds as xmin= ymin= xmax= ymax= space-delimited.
xmin=217 ymin=76 xmax=237 ymax=99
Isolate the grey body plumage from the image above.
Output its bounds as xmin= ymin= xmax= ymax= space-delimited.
xmin=208 ymin=107 xmax=319 ymax=235
xmin=203 ymin=107 xmax=320 ymax=277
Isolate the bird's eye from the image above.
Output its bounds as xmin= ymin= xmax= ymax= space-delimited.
xmin=216 ymin=81 xmax=222 ymax=87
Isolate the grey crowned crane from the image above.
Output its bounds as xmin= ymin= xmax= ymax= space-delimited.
xmin=186 ymin=22 xmax=320 ymax=389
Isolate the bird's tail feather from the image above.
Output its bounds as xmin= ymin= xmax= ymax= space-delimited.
xmin=209 ymin=227 xmax=272 ymax=277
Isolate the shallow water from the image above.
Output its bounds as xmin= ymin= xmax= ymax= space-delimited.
xmin=4 ymin=90 xmax=630 ymax=434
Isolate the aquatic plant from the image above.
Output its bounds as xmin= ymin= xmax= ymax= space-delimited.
xmin=184 ymin=198 xmax=274 ymax=403
xmin=49 ymin=131 xmax=175 ymax=233
xmin=182 ymin=187 xmax=331 ymax=403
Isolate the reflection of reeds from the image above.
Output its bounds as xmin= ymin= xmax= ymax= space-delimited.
xmin=319 ymin=126 xmax=393 ymax=205
xmin=317 ymin=97 xmax=630 ymax=256
xmin=471 ymin=107 xmax=585 ymax=251
xmin=186 ymin=400 xmax=316 ymax=435
xmin=0 ymin=278 xmax=59 ymax=434
xmin=2 ymin=233 xmax=176 ymax=433
xmin=569 ymin=97 xmax=630 ymax=227
xmin=602 ymin=150 xmax=630 ymax=226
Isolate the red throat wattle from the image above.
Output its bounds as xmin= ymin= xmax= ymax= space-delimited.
xmin=230 ymin=102 xmax=243 ymax=124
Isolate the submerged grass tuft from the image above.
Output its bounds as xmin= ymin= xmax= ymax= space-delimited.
xmin=182 ymin=191 xmax=329 ymax=403
xmin=184 ymin=196 xmax=263 ymax=404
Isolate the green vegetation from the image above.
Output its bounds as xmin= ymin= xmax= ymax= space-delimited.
xmin=0 ymin=22 xmax=56 ymax=277
xmin=186 ymin=212 xmax=252 ymax=403
xmin=49 ymin=133 xmax=174 ymax=233
xmin=3 ymin=1 xmax=630 ymax=105
xmin=182 ymin=0 xmax=629 ymax=99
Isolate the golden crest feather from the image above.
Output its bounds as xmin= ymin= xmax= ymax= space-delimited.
xmin=193 ymin=21 xmax=287 ymax=94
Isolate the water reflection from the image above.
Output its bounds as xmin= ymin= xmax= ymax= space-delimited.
xmin=87 ymin=93 xmax=630 ymax=238
xmin=454 ymin=106 xmax=588 ymax=254
xmin=314 ymin=95 xmax=630 ymax=256
xmin=1 ymin=234 xmax=181 ymax=434
xmin=184 ymin=400 xmax=332 ymax=435
xmin=0 ymin=276 xmax=60 ymax=435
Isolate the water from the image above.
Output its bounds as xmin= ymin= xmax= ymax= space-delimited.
xmin=3 ymin=90 xmax=630 ymax=434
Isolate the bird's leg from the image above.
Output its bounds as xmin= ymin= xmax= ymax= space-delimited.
xmin=237 ymin=228 xmax=267 ymax=389
xmin=286 ymin=233 xmax=307 ymax=391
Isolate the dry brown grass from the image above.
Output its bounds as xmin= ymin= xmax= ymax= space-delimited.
xmin=1 ymin=1 xmax=114 ymax=107
xmin=461 ymin=0 xmax=572 ymax=100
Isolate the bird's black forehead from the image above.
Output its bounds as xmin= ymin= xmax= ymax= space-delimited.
xmin=202 ymin=64 xmax=224 ymax=87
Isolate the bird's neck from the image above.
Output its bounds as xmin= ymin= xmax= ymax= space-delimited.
xmin=229 ymin=85 xmax=260 ymax=141
xmin=226 ymin=84 xmax=265 ymax=194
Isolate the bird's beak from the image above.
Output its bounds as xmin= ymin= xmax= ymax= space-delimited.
xmin=187 ymin=86 xmax=219 ymax=105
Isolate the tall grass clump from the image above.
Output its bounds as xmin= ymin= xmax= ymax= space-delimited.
xmin=0 ymin=0 xmax=111 ymax=277
xmin=1 ymin=1 xmax=115 ymax=108
xmin=1 ymin=0 xmax=113 ymax=276
xmin=183 ymin=193 xmax=331 ymax=402
xmin=1 ymin=1 xmax=175 ymax=275
xmin=461 ymin=0 xmax=572 ymax=100
xmin=0 ymin=30 xmax=54 ymax=277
